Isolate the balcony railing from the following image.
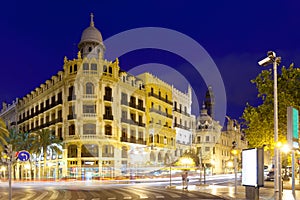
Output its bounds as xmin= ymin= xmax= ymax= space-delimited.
xmin=68 ymin=114 xmax=77 ymax=120
xmin=148 ymin=92 xmax=172 ymax=105
xmin=103 ymin=114 xmax=113 ymax=120
xmin=84 ymin=113 xmax=97 ymax=118
xmin=149 ymin=108 xmax=173 ymax=118
xmin=83 ymin=94 xmax=97 ymax=99
xmin=104 ymin=95 xmax=113 ymax=102
xmin=68 ymin=95 xmax=76 ymax=101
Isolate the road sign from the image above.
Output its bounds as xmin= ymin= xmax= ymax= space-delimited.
xmin=17 ymin=151 xmax=30 ymax=161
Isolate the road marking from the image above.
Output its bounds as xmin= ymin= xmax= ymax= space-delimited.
xmin=22 ymin=192 xmax=36 ymax=200
xmin=92 ymin=198 xmax=100 ymax=200
xmin=108 ymin=198 xmax=116 ymax=200
xmin=156 ymin=196 xmax=165 ymax=199
xmin=140 ymin=196 xmax=148 ymax=199
xmin=49 ymin=190 xmax=59 ymax=199
xmin=35 ymin=191 xmax=49 ymax=200
xmin=123 ymin=197 xmax=132 ymax=199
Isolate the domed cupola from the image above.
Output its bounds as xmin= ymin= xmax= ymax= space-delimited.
xmin=78 ymin=13 xmax=105 ymax=59
xmin=197 ymin=103 xmax=213 ymax=130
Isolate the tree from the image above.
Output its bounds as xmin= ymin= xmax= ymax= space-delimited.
xmin=31 ymin=129 xmax=62 ymax=179
xmin=0 ymin=118 xmax=9 ymax=152
xmin=242 ymin=64 xmax=300 ymax=151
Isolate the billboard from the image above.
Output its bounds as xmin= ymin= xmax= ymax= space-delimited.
xmin=242 ymin=148 xmax=264 ymax=187
xmin=287 ymin=107 xmax=299 ymax=149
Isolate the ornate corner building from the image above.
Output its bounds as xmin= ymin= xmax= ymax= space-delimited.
xmin=0 ymin=14 xmax=196 ymax=180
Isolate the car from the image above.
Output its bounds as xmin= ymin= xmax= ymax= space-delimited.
xmin=265 ymin=171 xmax=274 ymax=181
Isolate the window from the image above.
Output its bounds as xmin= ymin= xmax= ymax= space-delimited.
xmin=74 ymin=64 xmax=77 ymax=72
xmin=197 ymin=136 xmax=201 ymax=143
xmin=105 ymin=87 xmax=112 ymax=97
xmin=70 ymin=66 xmax=73 ymax=73
xmin=138 ymin=99 xmax=143 ymax=108
xmin=205 ymin=147 xmax=210 ymax=152
xmin=108 ymin=66 xmax=112 ymax=74
xmin=88 ymin=47 xmax=92 ymax=52
xmin=83 ymin=63 xmax=89 ymax=70
xmin=138 ymin=131 xmax=143 ymax=140
xmin=121 ymin=93 xmax=127 ymax=104
xmin=83 ymin=123 xmax=96 ymax=134
xmin=206 ymin=136 xmax=210 ymax=142
xmin=69 ymin=86 xmax=75 ymax=96
xmin=83 ymin=104 xmax=96 ymax=113
xmin=105 ymin=106 xmax=112 ymax=116
xmin=91 ymin=63 xmax=97 ymax=70
xmin=68 ymin=145 xmax=77 ymax=158
xmin=58 ymin=127 xmax=62 ymax=140
xmin=69 ymin=106 xmax=75 ymax=115
xmin=85 ymin=82 xmax=94 ymax=94
xmin=122 ymin=146 xmax=127 ymax=158
xmin=102 ymin=145 xmax=114 ymax=157
xmin=105 ymin=125 xmax=112 ymax=135
xmin=81 ymin=144 xmax=98 ymax=157
xmin=69 ymin=124 xmax=75 ymax=135
xmin=122 ymin=128 xmax=127 ymax=138
xmin=122 ymin=110 xmax=127 ymax=119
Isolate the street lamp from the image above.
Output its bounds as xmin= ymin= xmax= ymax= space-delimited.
xmin=258 ymin=51 xmax=281 ymax=200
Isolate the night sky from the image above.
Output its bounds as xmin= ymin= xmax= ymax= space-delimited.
xmin=1 ymin=1 xmax=299 ymax=124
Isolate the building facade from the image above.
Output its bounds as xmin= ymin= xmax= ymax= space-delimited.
xmin=0 ymin=14 xmax=196 ymax=180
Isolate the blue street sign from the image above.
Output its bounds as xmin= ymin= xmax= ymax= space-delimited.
xmin=18 ymin=151 xmax=30 ymax=162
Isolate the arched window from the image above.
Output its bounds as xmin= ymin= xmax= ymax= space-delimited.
xmin=74 ymin=64 xmax=77 ymax=72
xmin=88 ymin=47 xmax=92 ymax=52
xmin=86 ymin=82 xmax=94 ymax=94
xmin=68 ymin=145 xmax=77 ymax=158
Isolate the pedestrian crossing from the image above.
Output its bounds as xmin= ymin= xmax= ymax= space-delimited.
xmin=0 ymin=186 xmax=224 ymax=200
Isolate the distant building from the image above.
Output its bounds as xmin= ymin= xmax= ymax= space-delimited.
xmin=194 ymin=88 xmax=247 ymax=175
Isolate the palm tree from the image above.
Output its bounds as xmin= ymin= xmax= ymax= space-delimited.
xmin=0 ymin=118 xmax=9 ymax=152
xmin=31 ymin=129 xmax=62 ymax=179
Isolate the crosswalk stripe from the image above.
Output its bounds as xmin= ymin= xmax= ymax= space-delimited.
xmin=108 ymin=198 xmax=116 ymax=200
xmin=22 ymin=192 xmax=36 ymax=200
xmin=125 ymin=188 xmax=149 ymax=199
xmin=62 ymin=189 xmax=72 ymax=200
xmin=49 ymin=190 xmax=59 ymax=199
xmin=91 ymin=198 xmax=100 ymax=200
xmin=123 ymin=197 xmax=132 ymax=199
xmin=34 ymin=191 xmax=49 ymax=200
xmin=156 ymin=195 xmax=165 ymax=198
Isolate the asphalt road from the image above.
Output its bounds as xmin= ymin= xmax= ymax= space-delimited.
xmin=0 ymin=181 xmax=225 ymax=200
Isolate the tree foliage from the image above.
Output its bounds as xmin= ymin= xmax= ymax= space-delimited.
xmin=0 ymin=118 xmax=9 ymax=151
xmin=242 ymin=64 xmax=300 ymax=151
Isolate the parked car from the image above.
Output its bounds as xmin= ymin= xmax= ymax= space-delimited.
xmin=265 ymin=171 xmax=274 ymax=181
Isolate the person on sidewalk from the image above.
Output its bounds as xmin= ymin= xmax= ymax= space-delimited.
xmin=182 ymin=171 xmax=188 ymax=190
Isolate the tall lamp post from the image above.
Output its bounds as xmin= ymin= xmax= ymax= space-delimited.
xmin=258 ymin=51 xmax=281 ymax=200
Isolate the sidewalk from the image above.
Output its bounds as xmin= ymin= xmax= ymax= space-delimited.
xmin=172 ymin=179 xmax=300 ymax=200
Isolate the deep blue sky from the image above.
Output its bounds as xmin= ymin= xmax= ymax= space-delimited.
xmin=1 ymin=0 xmax=299 ymax=121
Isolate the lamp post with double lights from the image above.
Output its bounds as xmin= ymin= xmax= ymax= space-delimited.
xmin=258 ymin=51 xmax=281 ymax=200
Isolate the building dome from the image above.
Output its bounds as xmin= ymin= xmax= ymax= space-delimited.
xmin=78 ymin=13 xmax=103 ymax=47
xmin=80 ymin=25 xmax=103 ymax=44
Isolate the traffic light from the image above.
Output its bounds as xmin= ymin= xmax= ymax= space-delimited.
xmin=1 ymin=144 xmax=12 ymax=163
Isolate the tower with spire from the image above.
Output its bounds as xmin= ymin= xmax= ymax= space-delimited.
xmin=204 ymin=86 xmax=215 ymax=119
